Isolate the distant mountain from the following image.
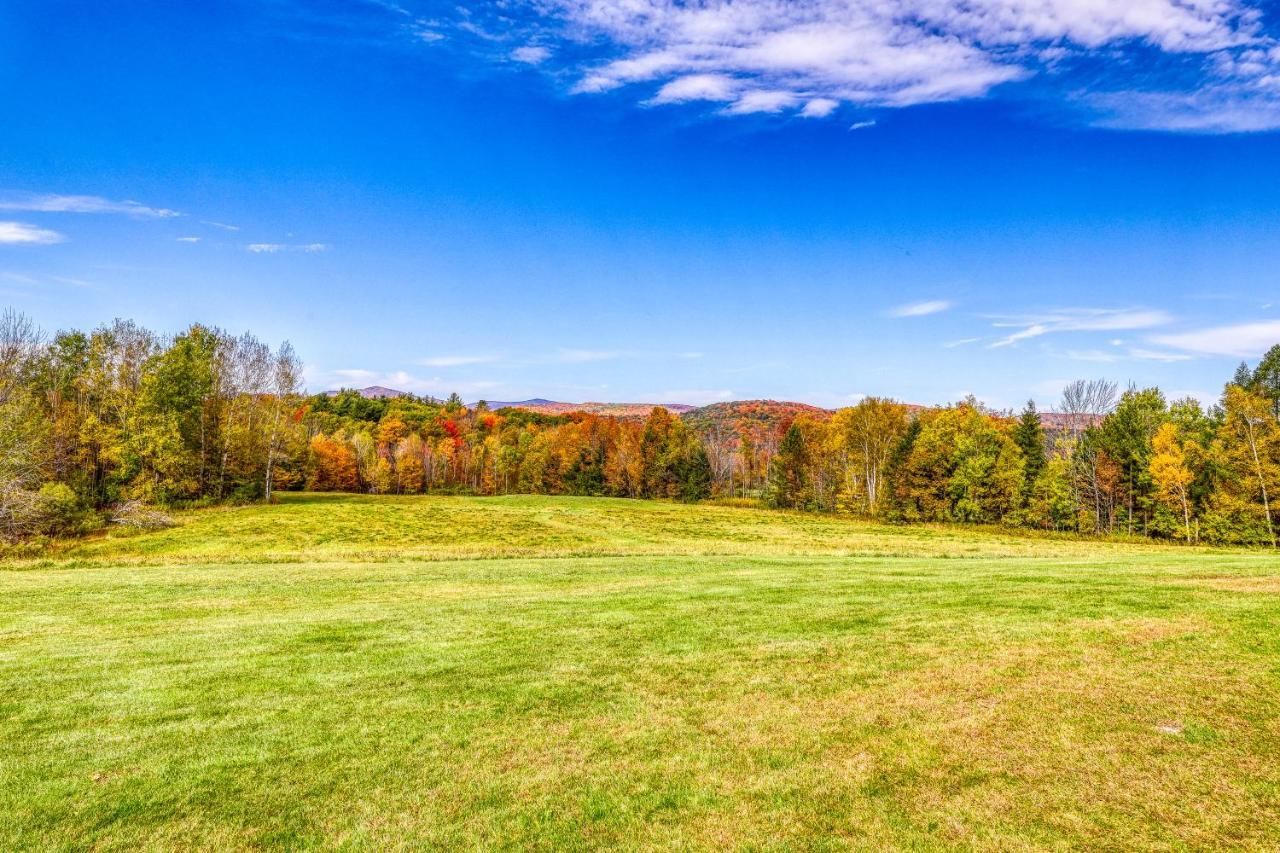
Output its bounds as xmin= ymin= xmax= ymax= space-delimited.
xmin=480 ymin=399 xmax=696 ymax=418
xmin=480 ymin=398 xmax=559 ymax=409
xmin=327 ymin=385 xmax=410 ymax=399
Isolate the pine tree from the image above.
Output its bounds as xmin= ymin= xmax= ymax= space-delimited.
xmin=1232 ymin=360 xmax=1254 ymax=389
xmin=1011 ymin=400 xmax=1046 ymax=503
xmin=676 ymin=442 xmax=712 ymax=502
xmin=1253 ymin=344 xmax=1280 ymax=419
xmin=880 ymin=417 xmax=921 ymax=520
xmin=765 ymin=424 xmax=808 ymax=509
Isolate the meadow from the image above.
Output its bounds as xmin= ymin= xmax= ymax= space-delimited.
xmin=2 ymin=493 xmax=1279 ymax=849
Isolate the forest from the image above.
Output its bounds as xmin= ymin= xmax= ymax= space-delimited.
xmin=2 ymin=310 xmax=1278 ymax=546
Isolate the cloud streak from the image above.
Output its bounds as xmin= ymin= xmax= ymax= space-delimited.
xmin=246 ymin=242 xmax=329 ymax=254
xmin=890 ymin=299 xmax=952 ymax=318
xmin=0 ymin=192 xmax=180 ymax=218
xmin=0 ymin=221 xmax=66 ymax=245
xmin=1152 ymin=320 xmax=1280 ymax=357
xmin=988 ymin=307 xmax=1172 ymax=348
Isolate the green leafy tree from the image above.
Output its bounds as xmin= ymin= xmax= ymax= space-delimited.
xmin=1096 ymin=387 xmax=1167 ymax=535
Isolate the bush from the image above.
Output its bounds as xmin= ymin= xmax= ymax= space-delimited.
xmin=36 ymin=483 xmax=103 ymax=536
xmin=109 ymin=500 xmax=175 ymax=530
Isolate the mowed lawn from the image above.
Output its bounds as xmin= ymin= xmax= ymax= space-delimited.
xmin=3 ymin=495 xmax=1280 ymax=849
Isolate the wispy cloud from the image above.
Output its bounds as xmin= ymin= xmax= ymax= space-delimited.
xmin=800 ymin=98 xmax=838 ymax=118
xmin=200 ymin=220 xmax=240 ymax=231
xmin=0 ymin=192 xmax=180 ymax=218
xmin=511 ymin=45 xmax=550 ymax=64
xmin=0 ymin=221 xmax=66 ymax=245
xmin=1152 ymin=320 xmax=1280 ymax=357
xmin=448 ymin=0 xmax=1280 ymax=132
xmin=246 ymin=242 xmax=329 ymax=254
xmin=176 ymin=236 xmax=202 ymax=243
xmin=988 ymin=307 xmax=1171 ymax=348
xmin=889 ymin=299 xmax=952 ymax=318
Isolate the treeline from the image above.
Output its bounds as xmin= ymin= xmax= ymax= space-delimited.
xmin=2 ymin=310 xmax=1278 ymax=546
xmin=762 ymin=380 xmax=1278 ymax=546
xmin=304 ymin=393 xmax=712 ymax=502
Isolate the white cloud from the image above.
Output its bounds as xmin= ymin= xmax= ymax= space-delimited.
xmin=176 ymin=236 xmax=202 ymax=243
xmin=201 ymin=220 xmax=240 ymax=231
xmin=726 ymin=89 xmax=800 ymax=114
xmin=512 ymin=45 xmax=551 ymax=63
xmin=246 ymin=242 xmax=329 ymax=254
xmin=991 ymin=323 xmax=1050 ymax=347
xmin=1152 ymin=320 xmax=1280 ymax=357
xmin=800 ymin=98 xmax=839 ymax=118
xmin=0 ymin=221 xmax=66 ymax=245
xmin=651 ymin=73 xmax=737 ymax=104
xmin=0 ymin=192 xmax=180 ymax=218
xmin=416 ymin=354 xmax=501 ymax=367
xmin=849 ymin=120 xmax=877 ymax=130
xmin=475 ymin=0 xmax=1280 ymax=131
xmin=889 ymin=299 xmax=952 ymax=318
xmin=989 ymin=307 xmax=1172 ymax=348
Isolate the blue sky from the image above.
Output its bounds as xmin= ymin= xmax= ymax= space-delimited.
xmin=4 ymin=0 xmax=1280 ymax=409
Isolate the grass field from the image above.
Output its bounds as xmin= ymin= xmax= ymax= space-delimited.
xmin=3 ymin=494 xmax=1280 ymax=849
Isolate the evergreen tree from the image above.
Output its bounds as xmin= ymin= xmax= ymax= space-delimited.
xmin=880 ymin=417 xmax=921 ymax=520
xmin=1253 ymin=344 xmax=1280 ymax=419
xmin=1232 ymin=360 xmax=1254 ymax=389
xmin=1011 ymin=400 xmax=1047 ymax=502
xmin=675 ymin=442 xmax=712 ymax=502
xmin=765 ymin=423 xmax=808 ymax=509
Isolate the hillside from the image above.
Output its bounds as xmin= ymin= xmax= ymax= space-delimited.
xmin=340 ymin=388 xmax=1098 ymax=443
xmin=682 ymin=399 xmax=833 ymax=447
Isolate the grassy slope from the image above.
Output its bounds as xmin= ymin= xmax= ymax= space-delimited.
xmin=2 ymin=494 xmax=1279 ymax=849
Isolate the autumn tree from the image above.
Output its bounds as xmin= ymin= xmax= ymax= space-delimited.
xmin=308 ymin=434 xmax=359 ymax=492
xmin=1150 ymin=422 xmax=1196 ymax=542
xmin=1209 ymin=385 xmax=1278 ymax=546
xmin=830 ymin=397 xmax=908 ymax=514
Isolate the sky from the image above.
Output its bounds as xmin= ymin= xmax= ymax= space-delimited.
xmin=3 ymin=0 xmax=1280 ymax=410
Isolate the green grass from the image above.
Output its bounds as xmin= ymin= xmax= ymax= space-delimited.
xmin=2 ymin=494 xmax=1279 ymax=849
